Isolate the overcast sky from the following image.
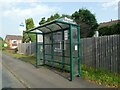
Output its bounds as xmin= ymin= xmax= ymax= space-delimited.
xmin=0 ymin=0 xmax=119 ymax=39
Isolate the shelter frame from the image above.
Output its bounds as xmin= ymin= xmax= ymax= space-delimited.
xmin=25 ymin=19 xmax=81 ymax=81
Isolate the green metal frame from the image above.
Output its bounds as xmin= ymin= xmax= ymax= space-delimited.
xmin=62 ymin=29 xmax=65 ymax=71
xmin=69 ymin=25 xmax=74 ymax=81
xmin=77 ymin=25 xmax=81 ymax=76
xmin=36 ymin=33 xmax=38 ymax=67
xmin=43 ymin=34 xmax=45 ymax=65
xmin=25 ymin=19 xmax=81 ymax=81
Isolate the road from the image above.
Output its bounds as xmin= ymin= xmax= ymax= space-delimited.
xmin=0 ymin=51 xmax=24 ymax=89
xmin=2 ymin=52 xmax=106 ymax=88
xmin=2 ymin=65 xmax=25 ymax=88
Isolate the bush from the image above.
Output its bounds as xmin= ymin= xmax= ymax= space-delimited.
xmin=98 ymin=22 xmax=120 ymax=36
xmin=14 ymin=48 xmax=18 ymax=53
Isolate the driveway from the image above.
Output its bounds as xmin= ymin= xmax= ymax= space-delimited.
xmin=2 ymin=52 xmax=106 ymax=88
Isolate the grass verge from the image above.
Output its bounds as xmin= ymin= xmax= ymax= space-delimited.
xmin=3 ymin=50 xmax=36 ymax=65
xmin=81 ymin=65 xmax=119 ymax=88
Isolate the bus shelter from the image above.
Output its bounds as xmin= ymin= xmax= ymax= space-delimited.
xmin=25 ymin=17 xmax=81 ymax=81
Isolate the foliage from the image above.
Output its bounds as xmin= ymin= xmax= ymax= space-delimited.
xmin=26 ymin=18 xmax=35 ymax=30
xmin=39 ymin=17 xmax=46 ymax=25
xmin=39 ymin=13 xmax=61 ymax=25
xmin=0 ymin=37 xmax=3 ymax=40
xmin=0 ymin=37 xmax=8 ymax=50
xmin=81 ymin=65 xmax=119 ymax=88
xmin=72 ymin=9 xmax=98 ymax=38
xmin=22 ymin=18 xmax=36 ymax=43
xmin=14 ymin=48 xmax=18 ymax=53
xmin=98 ymin=22 xmax=120 ymax=36
xmin=46 ymin=13 xmax=60 ymax=22
xmin=61 ymin=14 xmax=71 ymax=19
xmin=0 ymin=37 xmax=3 ymax=50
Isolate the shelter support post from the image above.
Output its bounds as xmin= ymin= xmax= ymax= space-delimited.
xmin=36 ymin=33 xmax=38 ymax=67
xmin=51 ymin=33 xmax=54 ymax=67
xmin=77 ymin=25 xmax=80 ymax=76
xmin=62 ymin=30 xmax=65 ymax=71
xmin=69 ymin=25 xmax=74 ymax=81
xmin=43 ymin=34 xmax=45 ymax=65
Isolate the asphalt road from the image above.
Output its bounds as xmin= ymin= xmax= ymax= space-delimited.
xmin=0 ymin=51 xmax=24 ymax=89
xmin=2 ymin=65 xmax=25 ymax=88
xmin=2 ymin=52 xmax=106 ymax=88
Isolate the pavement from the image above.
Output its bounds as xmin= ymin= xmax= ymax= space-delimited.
xmin=2 ymin=52 xmax=106 ymax=88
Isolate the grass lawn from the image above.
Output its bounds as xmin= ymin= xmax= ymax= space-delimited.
xmin=3 ymin=50 xmax=119 ymax=88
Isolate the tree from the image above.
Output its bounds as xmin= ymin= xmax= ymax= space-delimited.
xmin=72 ymin=9 xmax=98 ymax=38
xmin=61 ymin=14 xmax=71 ymax=19
xmin=46 ymin=13 xmax=60 ymax=22
xmin=39 ymin=13 xmax=61 ymax=25
xmin=0 ymin=37 xmax=3 ymax=47
xmin=22 ymin=18 xmax=36 ymax=43
xmin=0 ymin=37 xmax=3 ymax=40
xmin=39 ymin=17 xmax=46 ymax=25
xmin=0 ymin=37 xmax=5 ymax=50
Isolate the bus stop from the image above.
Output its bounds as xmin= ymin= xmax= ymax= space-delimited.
xmin=25 ymin=17 xmax=81 ymax=81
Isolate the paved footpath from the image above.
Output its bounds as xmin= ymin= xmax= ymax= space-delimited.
xmin=2 ymin=52 xmax=106 ymax=88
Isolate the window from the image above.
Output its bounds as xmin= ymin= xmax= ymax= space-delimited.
xmin=12 ymin=40 xmax=17 ymax=44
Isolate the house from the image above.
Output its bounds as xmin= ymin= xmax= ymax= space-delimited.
xmin=98 ymin=19 xmax=120 ymax=29
xmin=5 ymin=35 xmax=22 ymax=49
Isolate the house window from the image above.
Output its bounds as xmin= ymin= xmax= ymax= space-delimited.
xmin=12 ymin=40 xmax=17 ymax=44
xmin=12 ymin=40 xmax=17 ymax=46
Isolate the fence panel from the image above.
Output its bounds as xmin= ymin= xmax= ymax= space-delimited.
xmin=80 ymin=35 xmax=120 ymax=73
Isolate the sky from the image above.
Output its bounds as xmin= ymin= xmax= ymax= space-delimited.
xmin=0 ymin=0 xmax=119 ymax=39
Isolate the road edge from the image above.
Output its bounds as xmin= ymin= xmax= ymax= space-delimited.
xmin=2 ymin=62 xmax=31 ymax=89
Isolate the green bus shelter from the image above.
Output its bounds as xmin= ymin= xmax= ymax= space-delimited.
xmin=25 ymin=17 xmax=81 ymax=81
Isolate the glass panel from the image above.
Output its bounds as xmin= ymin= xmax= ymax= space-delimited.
xmin=45 ymin=33 xmax=52 ymax=44
xmin=45 ymin=55 xmax=52 ymax=66
xmin=54 ymin=56 xmax=62 ymax=62
xmin=53 ymin=32 xmax=62 ymax=42
xmin=64 ymin=57 xmax=70 ymax=65
xmin=72 ymin=26 xmax=78 ymax=43
xmin=73 ymin=57 xmax=78 ymax=76
xmin=39 ymin=27 xmax=50 ymax=33
xmin=45 ymin=55 xmax=52 ymax=60
xmin=53 ymin=32 xmax=62 ymax=53
xmin=36 ymin=23 xmax=69 ymax=33
xmin=72 ymin=26 xmax=79 ymax=76
xmin=38 ymin=43 xmax=43 ymax=65
xmin=64 ymin=43 xmax=70 ymax=57
xmin=45 ymin=45 xmax=51 ymax=54
xmin=57 ymin=23 xmax=69 ymax=29
xmin=73 ymin=44 xmax=78 ymax=58
xmin=54 ymin=50 xmax=62 ymax=56
xmin=47 ymin=24 xmax=61 ymax=31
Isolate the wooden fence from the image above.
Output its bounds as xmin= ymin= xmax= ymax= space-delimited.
xmin=81 ymin=35 xmax=120 ymax=73
xmin=18 ymin=35 xmax=120 ymax=73
xmin=18 ymin=42 xmax=36 ymax=55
